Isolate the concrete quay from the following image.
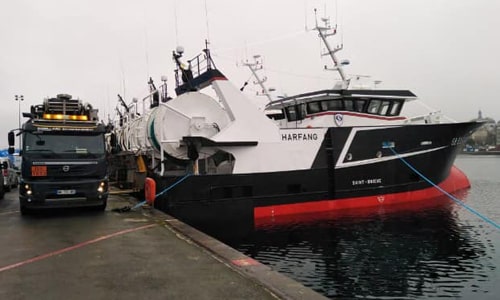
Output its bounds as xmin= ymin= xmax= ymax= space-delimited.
xmin=0 ymin=190 xmax=326 ymax=300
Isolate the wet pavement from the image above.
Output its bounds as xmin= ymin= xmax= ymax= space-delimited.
xmin=0 ymin=188 xmax=326 ymax=300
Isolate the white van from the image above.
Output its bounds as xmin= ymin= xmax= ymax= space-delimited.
xmin=0 ymin=157 xmax=18 ymax=191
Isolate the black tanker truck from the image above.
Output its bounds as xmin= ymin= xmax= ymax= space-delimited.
xmin=8 ymin=94 xmax=108 ymax=214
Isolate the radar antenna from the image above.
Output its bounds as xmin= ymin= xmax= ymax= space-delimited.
xmin=313 ymin=8 xmax=349 ymax=89
xmin=241 ymin=55 xmax=274 ymax=102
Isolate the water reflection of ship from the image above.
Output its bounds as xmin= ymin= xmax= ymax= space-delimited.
xmin=220 ymin=195 xmax=490 ymax=299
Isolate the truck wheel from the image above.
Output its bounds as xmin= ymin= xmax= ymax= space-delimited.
xmin=20 ymin=205 xmax=30 ymax=215
xmin=94 ymin=199 xmax=107 ymax=211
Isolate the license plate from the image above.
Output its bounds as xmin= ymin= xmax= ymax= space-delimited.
xmin=57 ymin=189 xmax=76 ymax=195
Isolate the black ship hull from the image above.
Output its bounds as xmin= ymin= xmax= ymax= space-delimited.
xmin=152 ymin=122 xmax=479 ymax=227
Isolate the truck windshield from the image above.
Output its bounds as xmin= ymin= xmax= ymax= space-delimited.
xmin=24 ymin=132 xmax=105 ymax=157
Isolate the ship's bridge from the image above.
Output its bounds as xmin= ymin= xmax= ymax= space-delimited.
xmin=265 ymin=89 xmax=417 ymax=126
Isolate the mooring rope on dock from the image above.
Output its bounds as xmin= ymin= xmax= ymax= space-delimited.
xmin=113 ymin=173 xmax=192 ymax=212
xmin=154 ymin=173 xmax=192 ymax=199
xmin=388 ymin=146 xmax=500 ymax=230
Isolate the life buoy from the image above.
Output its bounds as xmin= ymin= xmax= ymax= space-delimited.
xmin=145 ymin=177 xmax=156 ymax=205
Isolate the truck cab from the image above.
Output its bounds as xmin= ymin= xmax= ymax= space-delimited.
xmin=8 ymin=94 xmax=108 ymax=214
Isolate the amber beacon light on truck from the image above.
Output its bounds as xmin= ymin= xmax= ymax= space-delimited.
xmin=29 ymin=93 xmax=98 ymax=125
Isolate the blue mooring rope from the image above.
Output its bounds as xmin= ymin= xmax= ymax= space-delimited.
xmin=388 ymin=146 xmax=500 ymax=230
xmin=131 ymin=173 xmax=192 ymax=210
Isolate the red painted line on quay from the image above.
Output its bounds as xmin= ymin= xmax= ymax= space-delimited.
xmin=0 ymin=223 xmax=157 ymax=273
xmin=232 ymin=258 xmax=260 ymax=267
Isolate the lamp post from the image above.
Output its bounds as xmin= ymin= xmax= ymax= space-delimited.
xmin=14 ymin=94 xmax=24 ymax=149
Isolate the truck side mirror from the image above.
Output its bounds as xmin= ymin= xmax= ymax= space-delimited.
xmin=8 ymin=131 xmax=15 ymax=154
xmin=8 ymin=131 xmax=14 ymax=146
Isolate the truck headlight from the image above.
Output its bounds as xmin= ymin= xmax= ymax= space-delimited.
xmin=97 ymin=181 xmax=107 ymax=193
xmin=24 ymin=184 xmax=32 ymax=195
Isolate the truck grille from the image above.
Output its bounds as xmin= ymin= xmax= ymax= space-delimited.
xmin=30 ymin=161 xmax=104 ymax=178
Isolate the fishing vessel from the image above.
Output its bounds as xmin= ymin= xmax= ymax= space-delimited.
xmin=110 ymin=16 xmax=480 ymax=227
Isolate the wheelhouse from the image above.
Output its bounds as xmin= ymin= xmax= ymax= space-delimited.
xmin=265 ymin=89 xmax=417 ymax=126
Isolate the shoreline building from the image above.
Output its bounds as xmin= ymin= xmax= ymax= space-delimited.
xmin=468 ymin=110 xmax=497 ymax=150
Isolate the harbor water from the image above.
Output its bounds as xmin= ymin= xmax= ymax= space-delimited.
xmin=213 ymin=156 xmax=500 ymax=299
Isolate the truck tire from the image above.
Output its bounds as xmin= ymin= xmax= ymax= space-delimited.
xmin=20 ymin=204 xmax=29 ymax=215
xmin=94 ymin=199 xmax=107 ymax=211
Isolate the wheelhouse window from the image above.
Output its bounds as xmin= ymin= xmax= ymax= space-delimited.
xmin=360 ymin=98 xmax=403 ymax=116
xmin=367 ymin=100 xmax=382 ymax=114
xmin=343 ymin=99 xmax=368 ymax=112
xmin=379 ymin=100 xmax=391 ymax=115
xmin=285 ymin=106 xmax=298 ymax=121
xmin=388 ymin=100 xmax=403 ymax=116
xmin=321 ymin=99 xmax=343 ymax=111
xmin=298 ymin=103 xmax=307 ymax=119
xmin=344 ymin=99 xmax=354 ymax=111
xmin=285 ymin=104 xmax=306 ymax=121
xmin=307 ymin=102 xmax=322 ymax=114
xmin=354 ymin=99 xmax=367 ymax=112
xmin=286 ymin=95 xmax=404 ymax=119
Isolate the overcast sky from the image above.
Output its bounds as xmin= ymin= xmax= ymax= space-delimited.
xmin=1 ymin=0 xmax=500 ymax=148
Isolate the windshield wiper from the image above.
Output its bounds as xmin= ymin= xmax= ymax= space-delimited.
xmin=29 ymin=149 xmax=55 ymax=154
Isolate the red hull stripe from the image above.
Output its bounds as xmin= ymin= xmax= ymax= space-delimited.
xmin=254 ymin=166 xmax=470 ymax=219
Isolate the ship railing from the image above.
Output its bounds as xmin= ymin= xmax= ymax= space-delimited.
xmin=404 ymin=111 xmax=445 ymax=124
xmin=187 ymin=52 xmax=210 ymax=78
xmin=174 ymin=46 xmax=218 ymax=92
xmin=139 ymin=82 xmax=168 ymax=112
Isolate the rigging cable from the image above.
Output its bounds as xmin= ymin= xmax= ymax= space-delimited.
xmin=174 ymin=0 xmax=179 ymax=46
xmin=142 ymin=4 xmax=150 ymax=80
xmin=204 ymin=0 xmax=211 ymax=43
xmin=388 ymin=146 xmax=500 ymax=230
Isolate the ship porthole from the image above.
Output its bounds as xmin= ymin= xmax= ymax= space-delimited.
xmin=346 ymin=153 xmax=353 ymax=161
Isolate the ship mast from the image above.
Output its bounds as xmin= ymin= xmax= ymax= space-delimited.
xmin=313 ymin=9 xmax=349 ymax=89
xmin=241 ymin=55 xmax=273 ymax=102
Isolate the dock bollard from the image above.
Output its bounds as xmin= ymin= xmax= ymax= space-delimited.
xmin=145 ymin=177 xmax=156 ymax=205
